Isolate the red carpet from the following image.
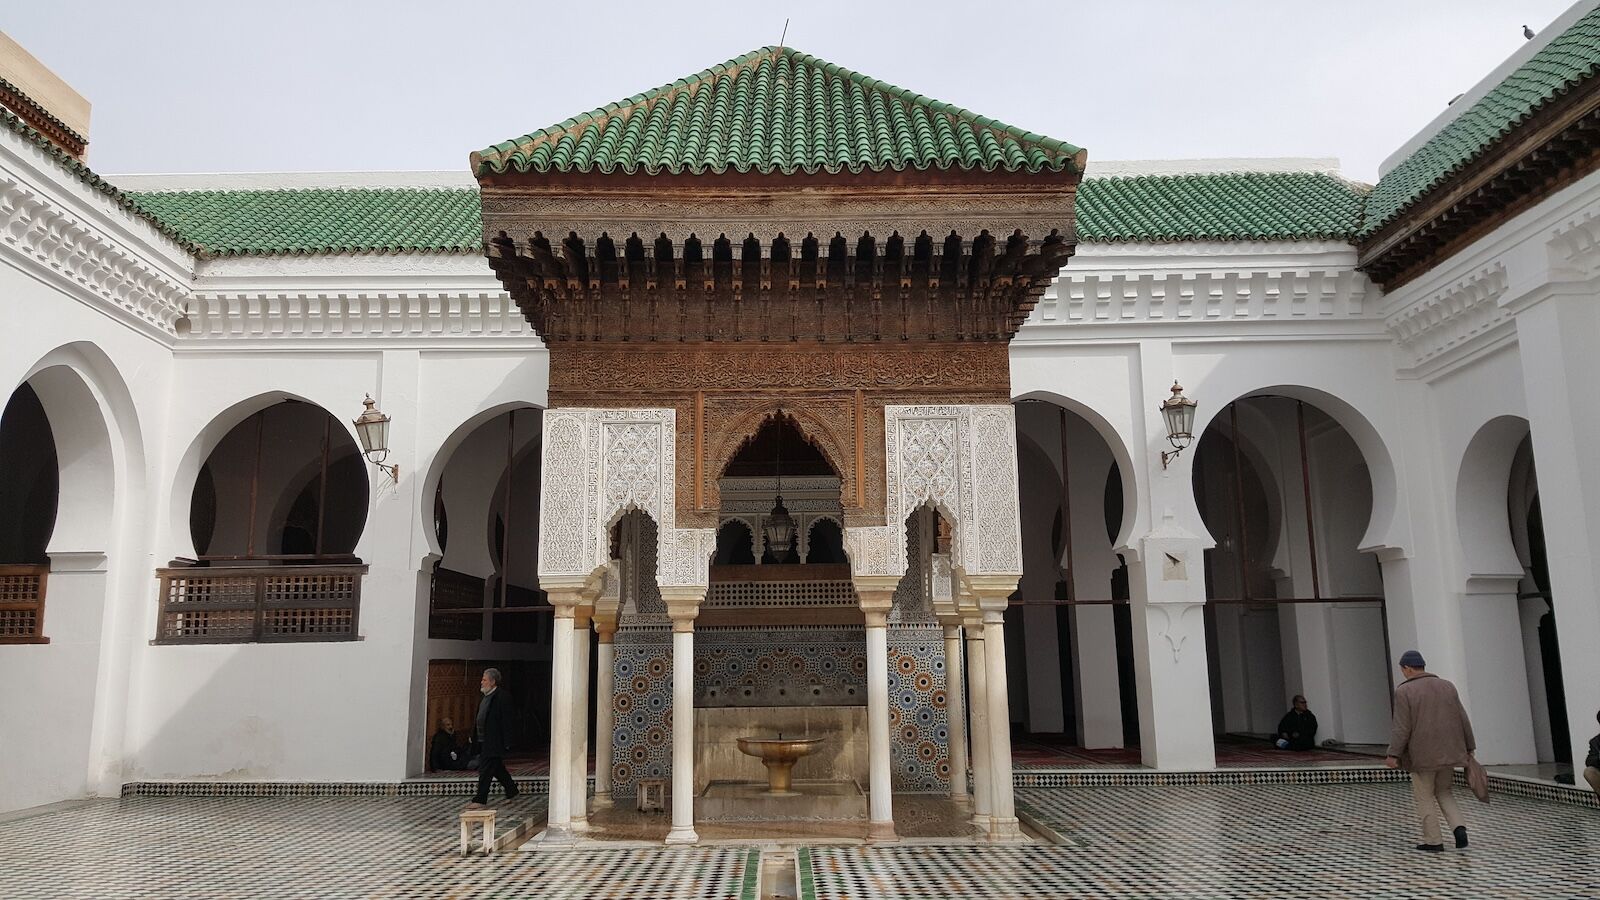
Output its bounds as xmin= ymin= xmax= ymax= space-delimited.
xmin=1013 ymin=734 xmax=1378 ymax=769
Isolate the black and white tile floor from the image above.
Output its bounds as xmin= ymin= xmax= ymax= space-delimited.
xmin=806 ymin=783 xmax=1599 ymax=899
xmin=0 ymin=783 xmax=1594 ymax=898
xmin=0 ymin=795 xmax=746 ymax=899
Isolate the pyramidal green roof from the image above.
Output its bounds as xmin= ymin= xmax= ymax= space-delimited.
xmin=1362 ymin=6 xmax=1600 ymax=238
xmin=472 ymin=46 xmax=1084 ymax=178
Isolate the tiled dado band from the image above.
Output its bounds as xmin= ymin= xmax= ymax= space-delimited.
xmin=121 ymin=768 xmax=1600 ymax=809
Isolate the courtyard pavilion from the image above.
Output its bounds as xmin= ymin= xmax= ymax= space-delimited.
xmin=474 ymin=46 xmax=1082 ymax=843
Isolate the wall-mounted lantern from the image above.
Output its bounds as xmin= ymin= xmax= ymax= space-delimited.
xmin=353 ymin=394 xmax=400 ymax=484
xmin=1159 ymin=381 xmax=1197 ymax=469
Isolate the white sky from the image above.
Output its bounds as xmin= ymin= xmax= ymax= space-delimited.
xmin=1 ymin=0 xmax=1579 ymax=184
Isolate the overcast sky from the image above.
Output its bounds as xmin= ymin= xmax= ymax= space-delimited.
xmin=1 ymin=0 xmax=1578 ymax=183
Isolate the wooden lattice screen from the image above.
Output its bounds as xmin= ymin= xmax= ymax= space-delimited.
xmin=155 ymin=564 xmax=366 ymax=643
xmin=428 ymin=567 xmax=486 ymax=641
xmin=0 ymin=564 xmax=48 ymax=643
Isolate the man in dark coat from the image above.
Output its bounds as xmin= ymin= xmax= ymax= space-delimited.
xmin=468 ymin=668 xmax=519 ymax=807
xmin=1584 ymin=710 xmax=1600 ymax=799
xmin=1275 ymin=695 xmax=1318 ymax=751
xmin=430 ymin=716 xmax=467 ymax=771
xmin=1385 ymin=650 xmax=1475 ymax=852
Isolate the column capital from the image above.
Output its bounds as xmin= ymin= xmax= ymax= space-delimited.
xmin=574 ymin=605 xmax=594 ymax=629
xmin=963 ymin=573 xmax=1020 ymax=614
xmin=547 ymin=588 xmax=583 ymax=619
xmin=854 ymin=575 xmax=898 ymax=622
xmin=593 ymin=612 xmax=619 ymax=642
xmin=660 ymin=584 xmax=704 ymax=632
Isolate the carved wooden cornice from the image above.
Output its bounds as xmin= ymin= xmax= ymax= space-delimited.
xmin=478 ymin=176 xmax=1076 ymax=345
xmin=1358 ymin=78 xmax=1600 ymax=290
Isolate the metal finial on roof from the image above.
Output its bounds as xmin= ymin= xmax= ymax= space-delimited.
xmin=778 ymin=18 xmax=789 ymax=54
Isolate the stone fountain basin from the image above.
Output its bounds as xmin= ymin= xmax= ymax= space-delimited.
xmin=736 ymin=737 xmax=825 ymax=761
xmin=737 ymin=737 xmax=825 ymax=795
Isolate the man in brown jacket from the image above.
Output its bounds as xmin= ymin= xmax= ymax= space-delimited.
xmin=1385 ymin=650 xmax=1476 ymax=852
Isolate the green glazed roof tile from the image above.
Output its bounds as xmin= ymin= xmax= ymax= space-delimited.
xmin=1077 ymin=172 xmax=1369 ymax=243
xmin=472 ymin=46 xmax=1084 ymax=177
xmin=126 ymin=188 xmax=482 ymax=257
xmin=124 ymin=170 xmax=1365 ymax=257
xmin=1362 ymin=6 xmax=1600 ymax=237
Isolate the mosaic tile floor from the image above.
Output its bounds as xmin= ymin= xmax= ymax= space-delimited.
xmin=806 ymin=784 xmax=1600 ymax=898
xmin=0 ymin=795 xmax=751 ymax=899
xmin=2 ymin=784 xmax=1595 ymax=898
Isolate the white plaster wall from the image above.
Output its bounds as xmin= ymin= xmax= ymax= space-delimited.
xmin=0 ymin=263 xmax=172 ymax=813
xmin=123 ymin=347 xmax=550 ymax=784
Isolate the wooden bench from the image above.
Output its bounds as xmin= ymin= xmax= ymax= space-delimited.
xmin=459 ymin=807 xmax=497 ymax=855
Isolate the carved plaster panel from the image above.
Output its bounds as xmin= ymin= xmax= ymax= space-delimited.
xmin=537 ymin=407 xmax=715 ymax=587
xmin=852 ymin=404 xmax=1023 ymax=578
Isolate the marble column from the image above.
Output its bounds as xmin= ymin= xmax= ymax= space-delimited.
xmin=541 ymin=588 xmax=581 ymax=843
xmin=971 ymin=579 xmax=1022 ymax=841
xmin=569 ymin=606 xmax=592 ymax=830
xmin=592 ymin=618 xmax=617 ymax=808
xmin=964 ymin=617 xmax=992 ymax=825
xmin=856 ymin=579 xmax=898 ymax=841
xmin=942 ymin=622 xmax=970 ymax=803
xmin=661 ymin=586 xmax=704 ymax=845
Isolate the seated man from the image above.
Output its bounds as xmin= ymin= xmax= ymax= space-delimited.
xmin=430 ymin=716 xmax=467 ymax=771
xmin=1275 ymin=695 xmax=1318 ymax=751
xmin=1585 ymin=710 xmax=1600 ymax=799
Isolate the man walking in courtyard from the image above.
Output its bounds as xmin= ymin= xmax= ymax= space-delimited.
xmin=468 ymin=668 xmax=519 ymax=808
xmin=1385 ymin=650 xmax=1475 ymax=852
xmin=1585 ymin=711 xmax=1600 ymax=798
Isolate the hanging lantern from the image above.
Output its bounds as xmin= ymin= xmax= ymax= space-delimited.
xmin=765 ymin=409 xmax=796 ymax=561
xmin=764 ymin=496 xmax=796 ymax=561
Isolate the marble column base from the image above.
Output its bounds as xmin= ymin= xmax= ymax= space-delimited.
xmin=663 ymin=826 xmax=700 ymax=845
xmin=987 ymin=816 xmax=1025 ymax=842
xmin=868 ymin=820 xmax=899 ymax=842
xmin=537 ymin=824 xmax=576 ymax=845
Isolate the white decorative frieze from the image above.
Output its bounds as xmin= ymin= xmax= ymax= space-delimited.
xmin=182 ymin=290 xmax=530 ymax=339
xmin=0 ymin=174 xmax=190 ymax=334
xmin=1548 ymin=208 xmax=1600 ymax=279
xmin=1030 ymin=267 xmax=1372 ymax=327
xmin=1384 ymin=264 xmax=1510 ymax=370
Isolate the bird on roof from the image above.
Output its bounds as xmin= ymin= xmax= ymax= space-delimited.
xmin=1523 ymin=25 xmax=1535 ymax=40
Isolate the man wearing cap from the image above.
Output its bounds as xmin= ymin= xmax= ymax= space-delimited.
xmin=1385 ymin=650 xmax=1476 ymax=852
